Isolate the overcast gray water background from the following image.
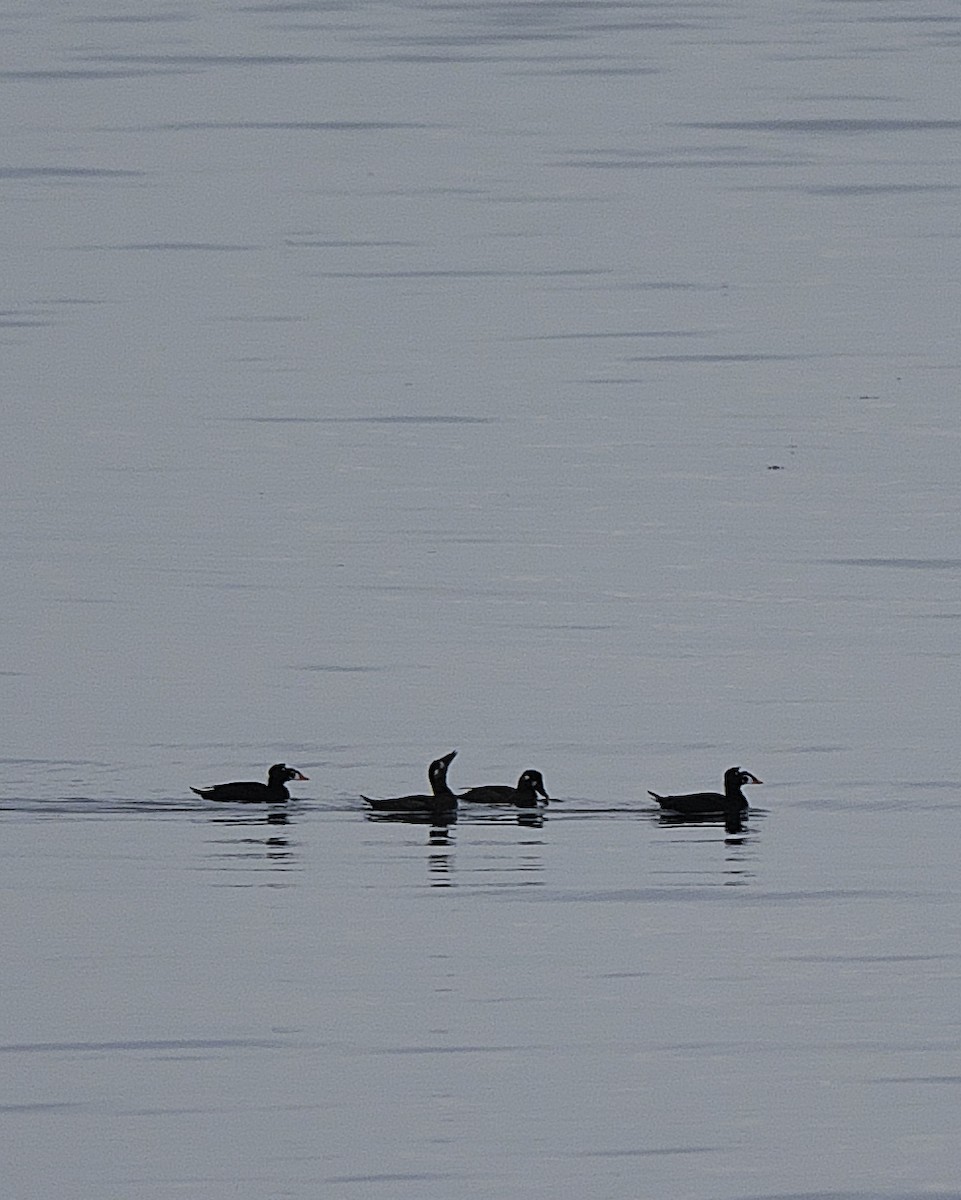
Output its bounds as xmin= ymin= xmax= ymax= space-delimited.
xmin=2 ymin=1 xmax=960 ymax=1197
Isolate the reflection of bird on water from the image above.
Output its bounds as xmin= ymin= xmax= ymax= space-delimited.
xmin=190 ymin=763 xmax=309 ymax=804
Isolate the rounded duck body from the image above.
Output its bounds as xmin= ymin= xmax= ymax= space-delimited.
xmin=460 ymin=769 xmax=551 ymax=808
xmin=363 ymin=750 xmax=458 ymax=813
xmin=648 ymin=766 xmax=762 ymax=816
xmin=190 ymin=763 xmax=309 ymax=804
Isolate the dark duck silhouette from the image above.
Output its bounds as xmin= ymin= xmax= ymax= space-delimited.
xmin=190 ymin=762 xmax=309 ymax=804
xmin=648 ymin=766 xmax=762 ymax=816
xmin=362 ymin=750 xmax=458 ymax=813
xmin=460 ymin=769 xmax=551 ymax=807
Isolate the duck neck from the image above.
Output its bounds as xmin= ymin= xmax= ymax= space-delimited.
xmin=723 ymin=779 xmax=745 ymax=809
xmin=514 ymin=782 xmax=538 ymax=808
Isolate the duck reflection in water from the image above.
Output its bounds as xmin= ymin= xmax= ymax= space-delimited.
xmin=655 ymin=809 xmax=751 ymax=846
xmin=515 ymin=809 xmax=546 ymax=829
xmin=204 ymin=809 xmax=297 ymax=877
xmin=428 ymin=823 xmax=455 ymax=886
xmin=723 ymin=827 xmax=756 ymax=884
xmin=364 ymin=808 xmax=457 ymax=828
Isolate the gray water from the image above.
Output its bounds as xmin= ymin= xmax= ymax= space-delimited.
xmin=2 ymin=0 xmax=961 ymax=1196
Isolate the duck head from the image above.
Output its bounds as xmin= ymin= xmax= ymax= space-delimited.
xmin=428 ymin=750 xmax=457 ymax=792
xmin=519 ymin=769 xmax=551 ymax=801
xmin=725 ymin=766 xmax=762 ymax=791
xmin=269 ymin=763 xmax=309 ymax=783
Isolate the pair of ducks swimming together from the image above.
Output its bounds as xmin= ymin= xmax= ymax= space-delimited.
xmin=190 ymin=755 xmax=762 ymax=817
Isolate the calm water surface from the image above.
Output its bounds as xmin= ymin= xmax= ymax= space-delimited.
xmin=2 ymin=0 xmax=960 ymax=1196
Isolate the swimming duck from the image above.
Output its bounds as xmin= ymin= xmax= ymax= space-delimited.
xmin=362 ymin=750 xmax=458 ymax=813
xmin=190 ymin=762 xmax=309 ymax=804
xmin=460 ymin=769 xmax=551 ymax=807
xmin=648 ymin=766 xmax=762 ymax=815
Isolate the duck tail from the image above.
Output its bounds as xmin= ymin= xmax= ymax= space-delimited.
xmin=190 ymin=787 xmax=205 ymax=797
xmin=648 ymin=791 xmax=663 ymax=802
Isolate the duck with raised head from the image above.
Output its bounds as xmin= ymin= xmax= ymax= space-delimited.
xmin=460 ymin=769 xmax=551 ymax=808
xmin=190 ymin=762 xmax=309 ymax=804
xmin=362 ymin=750 xmax=458 ymax=813
xmin=648 ymin=766 xmax=762 ymax=816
